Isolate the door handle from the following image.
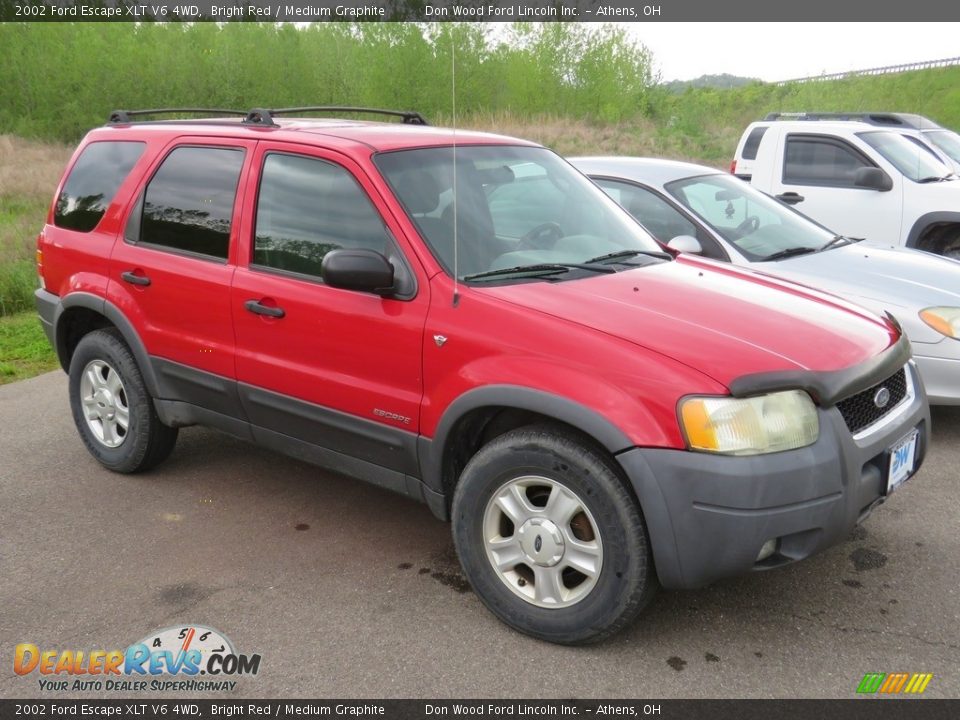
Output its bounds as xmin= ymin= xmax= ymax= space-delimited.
xmin=775 ymin=192 xmax=805 ymax=205
xmin=245 ymin=299 xmax=285 ymax=319
xmin=120 ymin=270 xmax=151 ymax=286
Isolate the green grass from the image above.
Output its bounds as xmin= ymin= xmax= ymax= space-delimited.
xmin=0 ymin=311 xmax=58 ymax=384
xmin=0 ymin=195 xmax=47 ymax=316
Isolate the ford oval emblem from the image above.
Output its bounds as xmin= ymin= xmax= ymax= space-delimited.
xmin=874 ymin=387 xmax=891 ymax=409
xmin=534 ymin=535 xmax=543 ymax=553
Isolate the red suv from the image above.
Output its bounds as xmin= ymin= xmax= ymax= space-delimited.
xmin=36 ymin=108 xmax=929 ymax=644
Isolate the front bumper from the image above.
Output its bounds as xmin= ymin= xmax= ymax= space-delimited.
xmin=912 ymin=344 xmax=960 ymax=405
xmin=616 ymin=364 xmax=930 ymax=590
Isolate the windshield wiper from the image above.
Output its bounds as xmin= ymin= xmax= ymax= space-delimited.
xmin=583 ymin=249 xmax=672 ymax=264
xmin=761 ymin=246 xmax=819 ymax=261
xmin=918 ymin=175 xmax=951 ymax=183
xmin=463 ymin=263 xmax=615 ymax=282
xmin=818 ymin=235 xmax=864 ymax=252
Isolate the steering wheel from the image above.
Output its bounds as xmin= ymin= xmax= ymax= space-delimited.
xmin=518 ymin=222 xmax=564 ymax=250
xmin=735 ymin=215 xmax=760 ymax=236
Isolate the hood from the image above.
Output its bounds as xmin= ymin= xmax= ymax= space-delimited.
xmin=484 ymin=257 xmax=898 ymax=389
xmin=906 ymin=177 xmax=960 ymax=206
xmin=765 ymin=242 xmax=960 ymax=344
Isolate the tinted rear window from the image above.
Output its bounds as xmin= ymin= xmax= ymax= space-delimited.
xmin=741 ymin=127 xmax=768 ymax=160
xmin=54 ymin=141 xmax=145 ymax=232
xmin=139 ymin=146 xmax=244 ymax=260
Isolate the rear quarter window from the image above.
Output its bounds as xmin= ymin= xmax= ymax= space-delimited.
xmin=54 ymin=141 xmax=145 ymax=232
xmin=741 ymin=126 xmax=768 ymax=160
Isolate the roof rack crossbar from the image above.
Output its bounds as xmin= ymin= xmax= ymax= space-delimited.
xmin=763 ymin=111 xmax=940 ymax=130
xmin=108 ymin=108 xmax=248 ymax=124
xmin=242 ymin=106 xmax=429 ymax=126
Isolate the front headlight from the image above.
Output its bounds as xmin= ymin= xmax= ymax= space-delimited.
xmin=919 ymin=306 xmax=960 ymax=339
xmin=679 ymin=390 xmax=819 ymax=456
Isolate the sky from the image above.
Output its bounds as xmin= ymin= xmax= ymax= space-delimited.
xmin=625 ymin=23 xmax=960 ymax=82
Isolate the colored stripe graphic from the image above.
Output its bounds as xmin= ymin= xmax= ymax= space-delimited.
xmin=857 ymin=673 xmax=885 ymax=693
xmin=879 ymin=672 xmax=909 ymax=693
xmin=907 ymin=674 xmax=934 ymax=694
xmin=857 ymin=672 xmax=933 ymax=694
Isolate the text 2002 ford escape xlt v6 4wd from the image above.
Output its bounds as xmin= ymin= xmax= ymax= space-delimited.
xmin=36 ymin=108 xmax=929 ymax=644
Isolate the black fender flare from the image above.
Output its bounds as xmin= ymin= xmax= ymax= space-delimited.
xmin=418 ymin=384 xmax=636 ymax=498
xmin=53 ymin=292 xmax=161 ymax=398
xmin=905 ymin=211 xmax=960 ymax=249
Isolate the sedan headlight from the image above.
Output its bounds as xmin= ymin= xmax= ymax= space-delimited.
xmin=919 ymin=307 xmax=960 ymax=339
xmin=679 ymin=390 xmax=819 ymax=456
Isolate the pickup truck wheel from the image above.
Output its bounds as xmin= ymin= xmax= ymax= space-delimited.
xmin=68 ymin=329 xmax=178 ymax=473
xmin=451 ymin=425 xmax=657 ymax=644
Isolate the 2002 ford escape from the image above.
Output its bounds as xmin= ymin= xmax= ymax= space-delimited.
xmin=36 ymin=108 xmax=930 ymax=644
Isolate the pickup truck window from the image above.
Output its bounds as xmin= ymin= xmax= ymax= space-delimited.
xmin=858 ymin=131 xmax=952 ymax=182
xmin=924 ymin=129 xmax=960 ymax=165
xmin=741 ymin=127 xmax=768 ymax=160
xmin=783 ymin=136 xmax=872 ymax=188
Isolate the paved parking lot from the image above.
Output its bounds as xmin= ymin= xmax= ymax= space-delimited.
xmin=2 ymin=371 xmax=958 ymax=699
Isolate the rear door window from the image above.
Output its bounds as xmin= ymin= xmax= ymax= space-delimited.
xmin=54 ymin=141 xmax=145 ymax=232
xmin=137 ymin=146 xmax=244 ymax=260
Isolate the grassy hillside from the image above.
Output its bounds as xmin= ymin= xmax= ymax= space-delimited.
xmin=656 ymin=66 xmax=960 ymax=160
xmin=2 ymin=22 xmax=957 ymax=165
xmin=2 ymin=21 xmax=959 ymax=381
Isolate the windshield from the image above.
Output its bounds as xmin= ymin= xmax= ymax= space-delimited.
xmin=924 ymin=129 xmax=960 ymax=165
xmin=664 ymin=173 xmax=835 ymax=261
xmin=857 ymin=130 xmax=951 ymax=181
xmin=374 ymin=146 xmax=663 ymax=280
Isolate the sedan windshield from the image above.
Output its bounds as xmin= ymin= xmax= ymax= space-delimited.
xmin=664 ymin=173 xmax=835 ymax=261
xmin=923 ymin=129 xmax=960 ymax=165
xmin=857 ymin=131 xmax=952 ymax=182
xmin=375 ymin=146 xmax=664 ymax=281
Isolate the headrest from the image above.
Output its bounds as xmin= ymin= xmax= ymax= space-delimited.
xmin=395 ymin=170 xmax=441 ymax=214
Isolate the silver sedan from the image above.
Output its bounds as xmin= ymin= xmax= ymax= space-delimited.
xmin=571 ymin=156 xmax=960 ymax=405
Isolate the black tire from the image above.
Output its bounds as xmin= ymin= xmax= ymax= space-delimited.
xmin=68 ymin=328 xmax=178 ymax=473
xmin=451 ymin=424 xmax=657 ymax=644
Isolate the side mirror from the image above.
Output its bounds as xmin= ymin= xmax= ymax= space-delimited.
xmin=321 ymin=249 xmax=395 ymax=296
xmin=667 ymin=235 xmax=703 ymax=254
xmin=854 ymin=167 xmax=893 ymax=191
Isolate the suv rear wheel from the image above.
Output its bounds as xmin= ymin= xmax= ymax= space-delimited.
xmin=452 ymin=425 xmax=657 ymax=644
xmin=69 ymin=329 xmax=178 ymax=473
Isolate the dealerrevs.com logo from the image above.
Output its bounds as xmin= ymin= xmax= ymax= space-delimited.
xmin=14 ymin=625 xmax=261 ymax=693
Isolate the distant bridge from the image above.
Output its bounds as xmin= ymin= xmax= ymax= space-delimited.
xmin=776 ymin=56 xmax=960 ymax=86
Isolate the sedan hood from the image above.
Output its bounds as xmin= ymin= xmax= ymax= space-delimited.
xmin=485 ymin=257 xmax=897 ymax=388
xmin=767 ymin=242 xmax=960 ymax=343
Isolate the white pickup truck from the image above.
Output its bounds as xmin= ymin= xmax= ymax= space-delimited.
xmin=732 ymin=114 xmax=960 ymax=258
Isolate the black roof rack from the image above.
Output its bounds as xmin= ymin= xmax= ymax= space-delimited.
xmin=242 ymin=106 xmax=429 ymax=127
xmin=108 ymin=109 xmax=247 ymax=124
xmin=764 ymin=111 xmax=942 ymax=130
xmin=108 ymin=106 xmax=429 ymax=128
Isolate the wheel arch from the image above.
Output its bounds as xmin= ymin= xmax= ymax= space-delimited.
xmin=53 ymin=292 xmax=161 ymax=397
xmin=418 ymin=385 xmax=636 ymax=520
xmin=905 ymin=212 xmax=960 ymax=254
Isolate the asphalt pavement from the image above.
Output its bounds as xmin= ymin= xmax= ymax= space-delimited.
xmin=1 ymin=371 xmax=958 ymax=699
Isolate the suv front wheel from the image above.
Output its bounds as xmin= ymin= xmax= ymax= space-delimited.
xmin=68 ymin=329 xmax=178 ymax=473
xmin=452 ymin=425 xmax=658 ymax=644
